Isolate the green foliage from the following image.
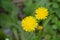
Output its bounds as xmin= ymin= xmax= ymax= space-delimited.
xmin=0 ymin=0 xmax=60 ymax=40
xmin=0 ymin=29 xmax=6 ymax=40
xmin=0 ymin=14 xmax=12 ymax=28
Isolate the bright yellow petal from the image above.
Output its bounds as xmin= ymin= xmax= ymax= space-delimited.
xmin=35 ymin=7 xmax=48 ymax=20
xmin=21 ymin=16 xmax=38 ymax=32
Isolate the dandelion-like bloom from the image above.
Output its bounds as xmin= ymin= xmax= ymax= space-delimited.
xmin=21 ymin=16 xmax=38 ymax=32
xmin=37 ymin=26 xmax=43 ymax=30
xmin=35 ymin=7 xmax=48 ymax=20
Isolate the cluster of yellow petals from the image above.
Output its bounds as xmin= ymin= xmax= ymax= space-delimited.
xmin=21 ymin=16 xmax=38 ymax=32
xmin=21 ymin=7 xmax=48 ymax=32
xmin=35 ymin=7 xmax=48 ymax=20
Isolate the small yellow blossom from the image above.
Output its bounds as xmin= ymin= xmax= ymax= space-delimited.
xmin=35 ymin=7 xmax=48 ymax=20
xmin=37 ymin=26 xmax=43 ymax=30
xmin=21 ymin=16 xmax=38 ymax=32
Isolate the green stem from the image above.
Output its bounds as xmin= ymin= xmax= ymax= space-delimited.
xmin=43 ymin=15 xmax=52 ymax=28
xmin=12 ymin=28 xmax=19 ymax=40
xmin=18 ymin=27 xmax=26 ymax=40
xmin=12 ymin=24 xmax=26 ymax=40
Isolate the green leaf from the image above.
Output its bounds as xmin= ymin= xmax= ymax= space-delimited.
xmin=51 ymin=16 xmax=58 ymax=24
xmin=1 ymin=0 xmax=19 ymax=23
xmin=57 ymin=0 xmax=60 ymax=2
xmin=43 ymin=15 xmax=52 ymax=28
xmin=1 ymin=0 xmax=19 ymax=15
xmin=52 ymin=25 xmax=57 ymax=30
xmin=56 ymin=21 xmax=60 ymax=28
xmin=0 ymin=14 xmax=12 ymax=28
xmin=0 ymin=29 xmax=6 ymax=40
xmin=55 ymin=9 xmax=60 ymax=18
xmin=51 ymin=34 xmax=59 ymax=40
xmin=9 ymin=6 xmax=19 ymax=23
xmin=44 ymin=35 xmax=51 ymax=40
xmin=52 ymin=3 xmax=59 ymax=8
xmin=24 ymin=0 xmax=33 ymax=16
xmin=1 ymin=0 xmax=13 ymax=13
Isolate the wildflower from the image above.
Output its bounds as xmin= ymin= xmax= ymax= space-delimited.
xmin=35 ymin=7 xmax=48 ymax=20
xmin=21 ymin=16 xmax=38 ymax=32
xmin=37 ymin=26 xmax=43 ymax=30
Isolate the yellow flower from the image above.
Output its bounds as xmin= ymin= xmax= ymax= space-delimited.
xmin=37 ymin=26 xmax=43 ymax=30
xmin=35 ymin=7 xmax=48 ymax=20
xmin=21 ymin=16 xmax=38 ymax=32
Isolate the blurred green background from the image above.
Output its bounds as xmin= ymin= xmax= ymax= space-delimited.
xmin=0 ymin=0 xmax=60 ymax=40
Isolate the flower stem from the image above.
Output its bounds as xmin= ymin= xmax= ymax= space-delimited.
xmin=12 ymin=28 xmax=19 ymax=40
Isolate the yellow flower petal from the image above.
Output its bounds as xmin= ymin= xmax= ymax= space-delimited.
xmin=35 ymin=7 xmax=48 ymax=20
xmin=21 ymin=16 xmax=38 ymax=32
